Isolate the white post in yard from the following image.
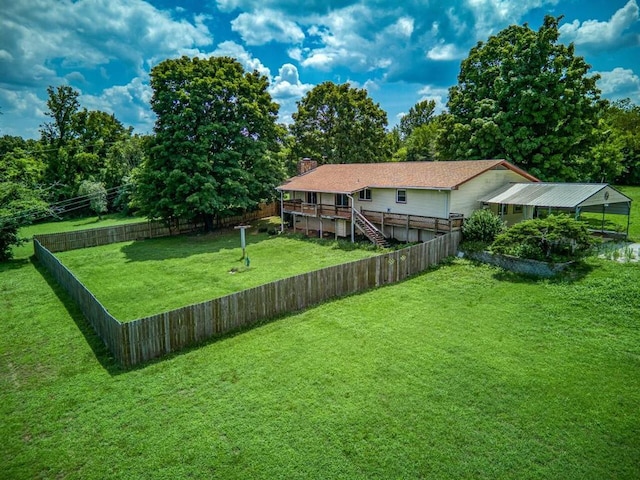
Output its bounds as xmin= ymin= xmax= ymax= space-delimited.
xmin=234 ymin=225 xmax=250 ymax=259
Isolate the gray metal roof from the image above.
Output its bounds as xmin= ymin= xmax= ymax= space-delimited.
xmin=480 ymin=183 xmax=632 ymax=210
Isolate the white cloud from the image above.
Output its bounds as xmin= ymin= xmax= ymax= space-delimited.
xmin=559 ymin=0 xmax=640 ymax=51
xmin=426 ymin=43 xmax=465 ymax=61
xmin=466 ymin=0 xmax=559 ymax=39
xmin=385 ymin=17 xmax=415 ymax=38
xmin=0 ymin=89 xmax=47 ymax=138
xmin=231 ymin=10 xmax=305 ymax=45
xmin=417 ymin=85 xmax=449 ymax=114
xmin=80 ymin=77 xmax=155 ymax=134
xmin=269 ymin=63 xmax=313 ymax=98
xmin=210 ymin=41 xmax=271 ymax=78
xmin=297 ymin=5 xmax=415 ymax=73
xmin=594 ymin=67 xmax=640 ymax=102
xmin=0 ymin=0 xmax=214 ymax=86
xmin=268 ymin=64 xmax=314 ymax=124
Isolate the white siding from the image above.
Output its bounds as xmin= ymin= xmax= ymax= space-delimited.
xmin=578 ymin=185 xmax=630 ymax=207
xmin=353 ymin=188 xmax=449 ymax=218
xmin=451 ymin=168 xmax=535 ymax=218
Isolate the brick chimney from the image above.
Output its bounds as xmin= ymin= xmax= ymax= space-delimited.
xmin=297 ymin=157 xmax=318 ymax=175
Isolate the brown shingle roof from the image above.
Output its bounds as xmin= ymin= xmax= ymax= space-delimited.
xmin=277 ymin=160 xmax=538 ymax=193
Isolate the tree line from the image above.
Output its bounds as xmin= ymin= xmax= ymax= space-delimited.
xmin=1 ymin=14 xmax=639 ymax=259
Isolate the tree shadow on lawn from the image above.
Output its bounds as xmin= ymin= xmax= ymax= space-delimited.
xmin=120 ymin=231 xmax=276 ymax=262
xmin=488 ymin=260 xmax=595 ymax=285
xmin=31 ymin=256 xmax=124 ymax=376
xmin=0 ymin=257 xmax=30 ymax=274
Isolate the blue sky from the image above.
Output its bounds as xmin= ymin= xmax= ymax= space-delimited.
xmin=1 ymin=0 xmax=639 ymax=139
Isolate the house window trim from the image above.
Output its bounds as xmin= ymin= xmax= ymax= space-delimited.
xmin=396 ymin=189 xmax=407 ymax=204
xmin=513 ymin=204 xmax=523 ymax=214
xmin=358 ymin=189 xmax=372 ymax=201
xmin=306 ymin=192 xmax=317 ymax=204
xmin=335 ymin=193 xmax=349 ymax=207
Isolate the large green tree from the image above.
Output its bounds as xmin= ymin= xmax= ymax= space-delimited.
xmin=39 ymin=86 xmax=137 ymax=203
xmin=441 ymin=16 xmax=601 ymax=181
xmin=606 ymin=99 xmax=640 ymax=185
xmin=290 ymin=82 xmax=389 ymax=164
xmin=136 ymin=56 xmax=284 ymax=230
xmin=0 ymin=142 xmax=49 ymax=261
xmin=399 ymin=99 xmax=436 ymax=140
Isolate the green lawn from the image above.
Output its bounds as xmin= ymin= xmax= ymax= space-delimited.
xmin=1 ymin=247 xmax=638 ymax=478
xmin=13 ymin=213 xmax=145 ymax=260
xmin=54 ymin=231 xmax=381 ymax=320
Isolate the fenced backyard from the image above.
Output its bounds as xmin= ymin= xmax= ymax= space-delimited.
xmin=35 ymin=202 xmax=278 ymax=253
xmin=34 ymin=224 xmax=460 ymax=367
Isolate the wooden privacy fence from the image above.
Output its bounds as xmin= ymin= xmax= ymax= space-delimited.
xmin=35 ymin=225 xmax=460 ymax=367
xmin=34 ymin=203 xmax=278 ymax=253
xmin=34 ymin=239 xmax=124 ymax=363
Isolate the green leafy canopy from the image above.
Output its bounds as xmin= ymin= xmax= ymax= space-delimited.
xmin=442 ymin=16 xmax=602 ymax=181
xmin=136 ymin=56 xmax=285 ymax=229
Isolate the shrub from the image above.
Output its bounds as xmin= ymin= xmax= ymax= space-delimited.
xmin=490 ymin=214 xmax=596 ymax=262
xmin=462 ymin=209 xmax=506 ymax=243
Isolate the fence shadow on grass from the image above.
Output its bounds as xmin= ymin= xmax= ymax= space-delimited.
xmin=119 ymin=231 xmax=276 ymax=263
xmin=31 ymin=256 xmax=124 ymax=376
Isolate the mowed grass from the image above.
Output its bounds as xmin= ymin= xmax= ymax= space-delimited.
xmin=13 ymin=213 xmax=146 ymax=260
xmin=1 ymin=252 xmax=639 ymax=479
xmin=54 ymin=228 xmax=381 ymax=320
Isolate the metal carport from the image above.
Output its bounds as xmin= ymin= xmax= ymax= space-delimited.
xmin=480 ymin=183 xmax=633 ymax=239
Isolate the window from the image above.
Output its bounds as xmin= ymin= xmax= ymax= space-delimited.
xmin=335 ymin=193 xmax=349 ymax=207
xmin=358 ymin=189 xmax=372 ymax=201
xmin=500 ymin=204 xmax=509 ymax=215
xmin=514 ymin=204 xmax=523 ymax=214
xmin=306 ymin=192 xmax=317 ymax=204
xmin=396 ymin=189 xmax=407 ymax=203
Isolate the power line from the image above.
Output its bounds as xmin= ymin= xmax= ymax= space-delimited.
xmin=0 ymin=184 xmax=126 ymax=227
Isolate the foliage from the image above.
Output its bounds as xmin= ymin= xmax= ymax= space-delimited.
xmin=578 ymin=117 xmax=625 ymax=183
xmin=39 ymin=85 xmax=138 ymax=203
xmin=136 ymin=56 xmax=284 ymax=231
xmin=0 ymin=182 xmax=49 ymax=261
xmin=441 ymin=16 xmax=601 ymax=181
xmin=399 ymin=99 xmax=436 ymax=139
xmin=40 ymin=85 xmax=80 ymax=147
xmin=0 ymin=142 xmax=45 ymax=186
xmin=491 ymin=214 xmax=595 ymax=262
xmin=290 ymin=82 xmax=389 ymax=164
xmin=607 ymin=99 xmax=640 ymax=185
xmin=462 ymin=208 xmax=506 ymax=243
xmin=78 ymin=180 xmax=108 ymax=219
xmin=403 ymin=121 xmax=441 ymax=161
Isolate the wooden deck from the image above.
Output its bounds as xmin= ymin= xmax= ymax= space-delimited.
xmin=282 ymin=200 xmax=463 ymax=232
xmin=361 ymin=209 xmax=464 ymax=233
xmin=282 ymin=200 xmax=351 ymax=218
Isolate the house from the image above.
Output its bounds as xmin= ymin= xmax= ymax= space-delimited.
xmin=276 ymin=159 xmax=539 ymax=245
xmin=481 ymin=182 xmax=633 ymax=238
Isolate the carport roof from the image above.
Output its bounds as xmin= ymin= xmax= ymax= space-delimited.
xmin=480 ymin=183 xmax=632 ymax=213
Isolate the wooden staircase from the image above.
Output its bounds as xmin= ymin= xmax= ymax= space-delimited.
xmin=353 ymin=209 xmax=390 ymax=248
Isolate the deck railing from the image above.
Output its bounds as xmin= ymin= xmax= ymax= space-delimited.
xmin=282 ymin=200 xmax=464 ymax=233
xmin=361 ymin=210 xmax=464 ymax=232
xmin=282 ymin=200 xmax=351 ymax=218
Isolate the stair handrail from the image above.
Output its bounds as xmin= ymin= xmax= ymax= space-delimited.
xmin=352 ymin=208 xmax=386 ymax=239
